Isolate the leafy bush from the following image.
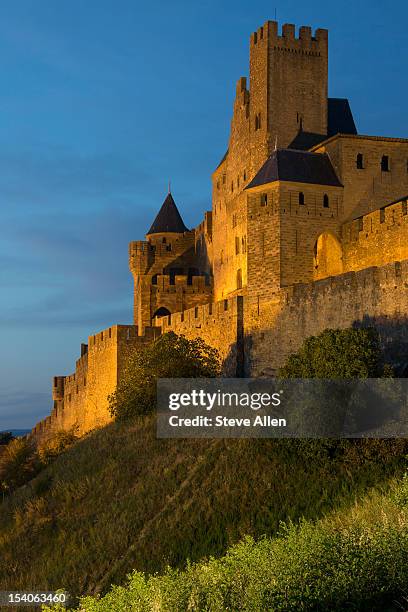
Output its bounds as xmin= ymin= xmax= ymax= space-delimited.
xmin=0 ymin=437 xmax=39 ymax=494
xmin=38 ymin=428 xmax=78 ymax=466
xmin=109 ymin=332 xmax=220 ymax=420
xmin=279 ymin=327 xmax=391 ymax=378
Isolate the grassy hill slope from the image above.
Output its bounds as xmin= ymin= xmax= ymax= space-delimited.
xmin=0 ymin=416 xmax=407 ymax=602
xmin=73 ymin=471 xmax=408 ymax=611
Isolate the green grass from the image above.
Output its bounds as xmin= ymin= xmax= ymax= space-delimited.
xmin=0 ymin=416 xmax=407 ymax=605
xmin=68 ymin=472 xmax=408 ymax=611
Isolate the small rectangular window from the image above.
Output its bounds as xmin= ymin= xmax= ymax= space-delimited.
xmin=381 ymin=155 xmax=390 ymax=172
xmin=356 ymin=153 xmax=364 ymax=169
xmin=235 ymin=236 xmax=240 ymax=255
xmin=260 ymin=193 xmax=268 ymax=206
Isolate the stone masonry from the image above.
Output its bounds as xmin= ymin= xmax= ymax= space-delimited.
xmin=31 ymin=19 xmax=408 ymax=441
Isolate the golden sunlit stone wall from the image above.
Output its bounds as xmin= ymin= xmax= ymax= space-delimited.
xmin=314 ymin=136 xmax=408 ymax=220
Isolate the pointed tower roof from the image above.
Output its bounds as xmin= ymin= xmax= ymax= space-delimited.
xmin=147 ymin=192 xmax=189 ymax=235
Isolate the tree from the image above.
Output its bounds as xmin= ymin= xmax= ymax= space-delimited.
xmin=0 ymin=437 xmax=39 ymax=494
xmin=278 ymin=328 xmax=396 ymax=436
xmin=109 ymin=332 xmax=220 ymax=420
xmin=279 ymin=327 xmax=389 ymax=379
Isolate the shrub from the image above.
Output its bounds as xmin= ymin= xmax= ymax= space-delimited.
xmin=279 ymin=327 xmax=390 ymax=378
xmin=0 ymin=437 xmax=39 ymax=494
xmin=109 ymin=332 xmax=220 ymax=420
xmin=0 ymin=431 xmax=14 ymax=446
xmin=38 ymin=428 xmax=78 ymax=466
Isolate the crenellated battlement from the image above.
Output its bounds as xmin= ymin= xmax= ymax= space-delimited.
xmin=251 ymin=21 xmax=328 ymax=49
xmin=154 ymin=295 xmax=238 ymax=331
xmin=31 ymin=323 xmax=161 ymax=442
xmin=342 ymin=197 xmax=408 ymax=243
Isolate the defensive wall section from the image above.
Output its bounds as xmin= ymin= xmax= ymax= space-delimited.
xmin=157 ymin=258 xmax=408 ymax=377
xmin=31 ymin=324 xmax=160 ymax=442
xmin=342 ymin=196 xmax=408 ymax=273
xmin=32 ymin=257 xmax=408 ymax=443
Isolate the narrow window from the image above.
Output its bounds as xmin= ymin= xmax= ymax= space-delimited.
xmin=217 ymin=180 xmax=220 ymax=190
xmin=222 ymin=174 xmax=226 ymax=184
xmin=261 ymin=193 xmax=268 ymax=206
xmin=162 ymin=237 xmax=166 ymax=244
xmin=299 ymin=192 xmax=305 ymax=205
xmin=231 ymin=181 xmax=234 ymax=193
xmin=323 ymin=194 xmax=329 ymax=208
xmin=402 ymin=200 xmax=408 ymax=216
xmin=381 ymin=155 xmax=389 ymax=172
xmin=356 ymin=153 xmax=363 ymax=169
xmin=236 ymin=269 xmax=242 ymax=289
xmin=237 ymin=175 xmax=240 ymax=188
xmin=255 ymin=113 xmax=261 ymax=131
xmin=235 ymin=236 xmax=240 ymax=255
xmin=243 ymin=169 xmax=247 ymax=181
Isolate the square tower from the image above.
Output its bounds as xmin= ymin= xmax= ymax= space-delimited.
xmin=250 ymin=21 xmax=328 ymax=157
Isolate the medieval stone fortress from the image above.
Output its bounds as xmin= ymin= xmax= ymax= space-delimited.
xmin=32 ymin=20 xmax=408 ymax=440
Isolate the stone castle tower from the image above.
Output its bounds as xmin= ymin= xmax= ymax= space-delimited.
xmin=32 ymin=20 xmax=408 ymax=441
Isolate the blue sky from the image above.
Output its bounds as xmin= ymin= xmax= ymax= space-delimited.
xmin=0 ymin=0 xmax=407 ymax=429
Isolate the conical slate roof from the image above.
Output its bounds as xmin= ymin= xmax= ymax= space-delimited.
xmin=147 ymin=193 xmax=189 ymax=235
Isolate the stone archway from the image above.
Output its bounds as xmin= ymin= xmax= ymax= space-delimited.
xmin=152 ymin=306 xmax=171 ymax=319
xmin=313 ymin=233 xmax=343 ymax=280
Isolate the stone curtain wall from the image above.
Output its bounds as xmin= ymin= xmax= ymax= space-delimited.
xmin=32 ymin=260 xmax=408 ymax=442
xmin=31 ymin=325 xmax=160 ymax=442
xmin=246 ymin=260 xmax=408 ymax=376
xmin=342 ymin=198 xmax=408 ymax=273
xmin=156 ymin=296 xmax=244 ymax=376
